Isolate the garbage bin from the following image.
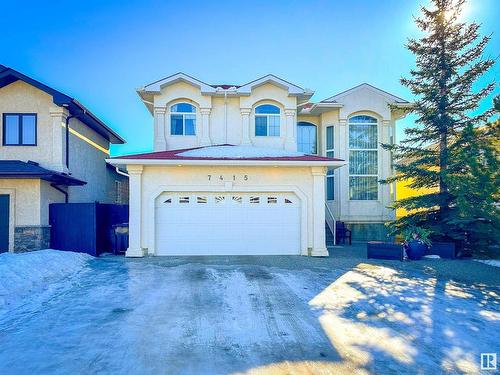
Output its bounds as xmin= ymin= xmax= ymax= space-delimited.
xmin=112 ymin=223 xmax=129 ymax=255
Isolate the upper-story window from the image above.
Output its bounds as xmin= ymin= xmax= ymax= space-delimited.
xmin=255 ymin=104 xmax=280 ymax=136
xmin=2 ymin=113 xmax=37 ymax=146
xmin=297 ymin=122 xmax=317 ymax=154
xmin=170 ymin=103 xmax=196 ymax=136
xmin=326 ymin=126 xmax=335 ymax=200
xmin=349 ymin=115 xmax=378 ymax=200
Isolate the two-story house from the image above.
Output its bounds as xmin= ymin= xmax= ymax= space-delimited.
xmin=0 ymin=65 xmax=127 ymax=253
xmin=109 ymin=73 xmax=410 ymax=257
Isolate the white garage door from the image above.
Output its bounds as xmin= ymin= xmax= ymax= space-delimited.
xmin=155 ymin=192 xmax=301 ymax=255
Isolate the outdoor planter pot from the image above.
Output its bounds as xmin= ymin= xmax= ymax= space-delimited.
xmin=407 ymin=240 xmax=427 ymax=260
xmin=367 ymin=241 xmax=404 ymax=261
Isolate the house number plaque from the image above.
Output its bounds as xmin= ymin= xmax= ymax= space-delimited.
xmin=208 ymin=175 xmax=249 ymax=181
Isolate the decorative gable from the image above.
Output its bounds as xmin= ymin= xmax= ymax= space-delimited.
xmin=236 ymin=74 xmax=312 ymax=98
xmin=140 ymin=72 xmax=217 ymax=95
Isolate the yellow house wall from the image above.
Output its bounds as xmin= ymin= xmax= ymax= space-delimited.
xmin=396 ymin=179 xmax=437 ymax=218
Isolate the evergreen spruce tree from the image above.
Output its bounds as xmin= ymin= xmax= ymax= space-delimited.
xmin=446 ymin=107 xmax=500 ymax=251
xmin=385 ymin=0 xmax=497 ymax=246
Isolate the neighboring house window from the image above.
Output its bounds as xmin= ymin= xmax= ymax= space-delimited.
xmin=297 ymin=122 xmax=317 ymax=154
xmin=115 ymin=181 xmax=122 ymax=204
xmin=349 ymin=115 xmax=378 ymax=200
xmin=2 ymin=114 xmax=37 ymax=146
xmin=326 ymin=126 xmax=334 ymax=200
xmin=170 ymin=103 xmax=196 ymax=135
xmin=255 ymin=104 xmax=280 ymax=136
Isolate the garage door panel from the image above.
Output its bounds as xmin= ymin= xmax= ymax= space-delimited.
xmin=155 ymin=193 xmax=300 ymax=255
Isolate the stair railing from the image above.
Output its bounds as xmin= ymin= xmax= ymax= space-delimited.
xmin=325 ymin=203 xmax=336 ymax=245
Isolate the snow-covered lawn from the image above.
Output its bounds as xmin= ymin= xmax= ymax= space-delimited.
xmin=474 ymin=259 xmax=500 ymax=268
xmin=0 ymin=250 xmax=91 ymax=313
xmin=0 ymin=249 xmax=498 ymax=374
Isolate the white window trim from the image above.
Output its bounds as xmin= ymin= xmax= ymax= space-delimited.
xmin=297 ymin=122 xmax=318 ymax=155
xmin=254 ymin=105 xmax=281 ymax=137
xmin=348 ymin=117 xmax=379 ymax=201
xmin=326 ymin=125 xmax=335 ymax=201
xmin=115 ymin=180 xmax=122 ymax=204
xmin=169 ymin=103 xmax=197 ymax=136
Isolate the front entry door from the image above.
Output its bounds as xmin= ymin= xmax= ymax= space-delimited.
xmin=0 ymin=195 xmax=9 ymax=253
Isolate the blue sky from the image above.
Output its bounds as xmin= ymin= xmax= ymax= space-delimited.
xmin=1 ymin=0 xmax=498 ymax=156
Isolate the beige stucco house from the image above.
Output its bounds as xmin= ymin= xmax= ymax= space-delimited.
xmin=0 ymin=65 xmax=127 ymax=252
xmin=109 ymin=73 xmax=410 ymax=257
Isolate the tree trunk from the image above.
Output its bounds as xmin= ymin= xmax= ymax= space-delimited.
xmin=439 ymin=131 xmax=448 ymax=215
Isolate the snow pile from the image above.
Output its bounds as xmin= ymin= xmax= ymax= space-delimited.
xmin=178 ymin=145 xmax=306 ymax=158
xmin=474 ymin=259 xmax=500 ymax=268
xmin=0 ymin=250 xmax=91 ymax=310
xmin=423 ymin=255 xmax=440 ymax=259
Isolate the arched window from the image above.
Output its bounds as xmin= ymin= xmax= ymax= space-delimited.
xmin=255 ymin=104 xmax=280 ymax=136
xmin=348 ymin=115 xmax=378 ymax=200
xmin=297 ymin=122 xmax=317 ymax=154
xmin=326 ymin=126 xmax=335 ymax=200
xmin=170 ymin=103 xmax=196 ymax=135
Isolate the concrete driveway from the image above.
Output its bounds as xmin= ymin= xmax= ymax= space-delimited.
xmin=0 ymin=246 xmax=499 ymax=374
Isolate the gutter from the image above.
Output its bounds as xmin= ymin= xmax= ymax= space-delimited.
xmin=115 ymin=166 xmax=129 ymax=178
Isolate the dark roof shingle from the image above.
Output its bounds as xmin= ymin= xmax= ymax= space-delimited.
xmin=0 ymin=160 xmax=86 ymax=185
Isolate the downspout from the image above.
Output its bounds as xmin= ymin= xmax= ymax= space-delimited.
xmin=64 ymin=110 xmax=86 ymax=169
xmin=115 ymin=166 xmax=129 ymax=178
xmin=51 ymin=183 xmax=69 ymax=203
xmin=65 ymin=114 xmax=75 ymax=169
xmin=224 ymin=89 xmax=228 ymax=143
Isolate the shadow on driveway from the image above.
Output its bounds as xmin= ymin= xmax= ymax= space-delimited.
xmin=0 ymin=244 xmax=498 ymax=374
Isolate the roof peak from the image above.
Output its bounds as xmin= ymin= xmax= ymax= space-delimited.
xmin=321 ymin=83 xmax=409 ymax=104
xmin=0 ymin=65 xmax=125 ymax=143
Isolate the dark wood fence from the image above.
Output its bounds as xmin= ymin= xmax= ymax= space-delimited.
xmin=49 ymin=203 xmax=128 ymax=256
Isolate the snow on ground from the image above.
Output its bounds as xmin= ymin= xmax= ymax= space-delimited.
xmin=474 ymin=259 xmax=500 ymax=268
xmin=0 ymin=251 xmax=498 ymax=374
xmin=178 ymin=145 xmax=306 ymax=158
xmin=0 ymin=250 xmax=91 ymax=312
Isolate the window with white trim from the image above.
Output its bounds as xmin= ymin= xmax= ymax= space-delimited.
xmin=326 ymin=126 xmax=335 ymax=200
xmin=255 ymin=104 xmax=280 ymax=136
xmin=297 ymin=122 xmax=317 ymax=154
xmin=114 ymin=181 xmax=122 ymax=204
xmin=250 ymin=196 xmax=260 ymax=204
xmin=348 ymin=115 xmax=378 ymax=200
xmin=170 ymin=103 xmax=196 ymax=135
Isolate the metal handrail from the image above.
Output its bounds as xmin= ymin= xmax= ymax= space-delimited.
xmin=325 ymin=203 xmax=336 ymax=245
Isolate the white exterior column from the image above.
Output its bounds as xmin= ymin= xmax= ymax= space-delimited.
xmin=153 ymin=107 xmax=167 ymax=151
xmin=311 ymin=167 xmax=329 ymax=256
xmin=126 ymin=165 xmax=144 ymax=257
xmin=200 ymin=108 xmax=212 ymax=146
xmin=49 ymin=107 xmax=69 ymax=173
xmin=284 ymin=109 xmax=296 ymax=151
xmin=240 ymin=108 xmax=252 ymax=145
